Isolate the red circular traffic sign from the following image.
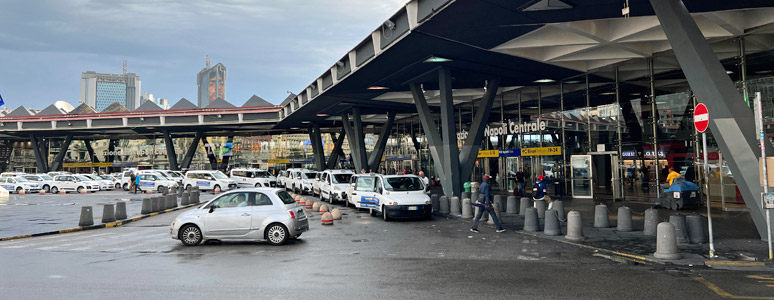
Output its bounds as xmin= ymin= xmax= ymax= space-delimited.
xmin=694 ymin=103 xmax=709 ymax=133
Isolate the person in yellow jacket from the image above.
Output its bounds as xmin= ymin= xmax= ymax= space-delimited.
xmin=666 ymin=167 xmax=681 ymax=185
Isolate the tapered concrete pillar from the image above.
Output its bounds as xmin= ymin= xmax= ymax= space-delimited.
xmin=593 ymin=204 xmax=610 ymax=228
xmin=565 ymin=211 xmax=584 ymax=241
xmin=523 ymin=207 xmax=539 ymax=232
xmin=101 ymin=204 xmax=116 ymax=223
xmin=115 ymin=202 xmax=127 ymax=220
xmin=79 ymin=206 xmax=94 ymax=227
xmin=617 ymin=207 xmax=633 ymax=232
xmin=643 ymin=208 xmax=659 ymax=236
xmin=653 ymin=222 xmax=681 ymax=260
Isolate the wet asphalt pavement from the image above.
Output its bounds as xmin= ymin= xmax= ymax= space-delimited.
xmin=1 ymin=194 xmax=772 ymax=299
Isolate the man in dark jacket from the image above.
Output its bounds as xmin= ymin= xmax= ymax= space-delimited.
xmin=471 ymin=175 xmax=505 ymax=233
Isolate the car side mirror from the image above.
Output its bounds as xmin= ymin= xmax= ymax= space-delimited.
xmin=209 ymin=206 xmax=216 ymax=213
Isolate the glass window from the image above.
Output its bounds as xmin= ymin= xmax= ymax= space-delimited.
xmin=0 ymin=178 xmax=6 ymax=183
xmin=256 ymin=171 xmax=271 ymax=178
xmin=211 ymin=171 xmax=228 ymax=179
xmin=255 ymin=193 xmax=274 ymax=206
xmin=14 ymin=177 xmax=28 ymax=182
xmin=276 ymin=191 xmax=295 ymax=204
xmin=304 ymin=172 xmax=317 ymax=179
xmin=332 ymin=174 xmax=352 ymax=184
xmin=384 ymin=176 xmax=424 ymax=191
xmin=41 ymin=175 xmax=53 ymax=180
xmin=356 ymin=177 xmax=376 ymax=192
xmin=210 ymin=192 xmax=250 ymax=208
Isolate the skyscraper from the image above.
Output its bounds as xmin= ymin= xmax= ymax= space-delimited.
xmin=196 ymin=56 xmax=226 ymax=107
xmin=80 ymin=62 xmax=141 ymax=111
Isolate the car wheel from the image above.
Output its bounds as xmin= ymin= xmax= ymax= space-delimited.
xmin=369 ymin=208 xmax=377 ymax=217
xmin=255 ymin=183 xmax=261 ymax=188
xmin=43 ymin=185 xmax=50 ymax=193
xmin=157 ymin=186 xmax=164 ymax=193
xmin=115 ymin=183 xmax=121 ymax=189
xmin=179 ymin=224 xmax=202 ymax=246
xmin=670 ymin=201 xmax=679 ymax=211
xmin=122 ymin=183 xmax=128 ymax=191
xmin=77 ymin=186 xmax=84 ymax=193
xmin=265 ymin=223 xmax=289 ymax=246
xmin=213 ymin=185 xmax=221 ymax=194
xmin=186 ymin=184 xmax=192 ymax=191
xmin=51 ymin=186 xmax=59 ymax=194
xmin=15 ymin=187 xmax=23 ymax=194
xmin=383 ymin=206 xmax=390 ymax=221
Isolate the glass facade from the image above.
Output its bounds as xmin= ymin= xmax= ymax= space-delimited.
xmin=95 ymin=81 xmax=127 ymax=111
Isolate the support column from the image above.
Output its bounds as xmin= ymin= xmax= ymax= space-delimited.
xmin=649 ymin=58 xmax=661 ymax=198
xmin=29 ymin=134 xmax=49 ymax=173
xmin=326 ymin=129 xmax=346 ymax=170
xmin=367 ymin=111 xmax=395 ymax=171
xmin=180 ymin=132 xmax=203 ymax=170
xmin=351 ymin=108 xmax=369 ymax=171
xmin=201 ymin=135 xmax=218 ymax=170
xmin=309 ymin=124 xmax=326 ymax=171
xmin=162 ymin=129 xmax=179 ymax=171
xmin=219 ymin=135 xmax=234 ymax=172
xmin=458 ymin=78 xmax=501 ymax=187
xmin=341 ymin=112 xmax=366 ymax=172
xmin=107 ymin=139 xmax=118 ymax=163
xmin=411 ymin=83 xmax=446 ymax=187
xmin=84 ymin=140 xmax=98 ymax=164
xmin=50 ymin=135 xmax=73 ymax=172
xmin=650 ymin=0 xmax=774 ymax=238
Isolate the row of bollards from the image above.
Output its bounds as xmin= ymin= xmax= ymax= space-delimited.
xmin=78 ymin=186 xmax=203 ymax=227
xmin=78 ymin=201 xmax=130 ymax=226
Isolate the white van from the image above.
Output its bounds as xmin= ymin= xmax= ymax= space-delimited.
xmin=0 ymin=177 xmax=41 ymax=193
xmin=119 ymin=168 xmax=139 ymax=190
xmin=50 ymin=175 xmax=100 ymax=194
xmin=230 ymin=168 xmax=277 ymax=188
xmin=183 ymin=170 xmax=237 ymax=192
xmin=318 ymin=169 xmax=354 ymax=203
xmin=277 ymin=170 xmax=289 ymax=188
xmin=288 ymin=169 xmax=316 ymax=195
xmin=350 ymin=174 xmax=431 ymax=221
xmin=156 ymin=170 xmax=185 ymax=185
xmin=284 ymin=168 xmax=303 ymax=192
xmin=137 ymin=172 xmax=179 ymax=193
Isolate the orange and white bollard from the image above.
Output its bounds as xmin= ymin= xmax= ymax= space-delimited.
xmin=80 ymin=189 xmax=87 ymax=194
xmin=60 ymin=190 xmax=67 ymax=195
xmin=39 ymin=190 xmax=46 ymax=195
xmin=321 ymin=212 xmax=334 ymax=225
xmin=146 ymin=190 xmax=153 ymax=194
xmin=214 ymin=187 xmax=221 ymax=194
xmin=18 ymin=189 xmax=26 ymax=195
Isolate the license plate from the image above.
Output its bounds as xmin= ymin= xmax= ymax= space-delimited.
xmin=408 ymin=206 xmax=417 ymax=211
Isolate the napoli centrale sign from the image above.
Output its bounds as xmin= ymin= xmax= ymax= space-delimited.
xmin=458 ymin=119 xmax=547 ymax=140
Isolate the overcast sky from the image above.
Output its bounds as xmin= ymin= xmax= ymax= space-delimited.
xmin=0 ymin=0 xmax=406 ymax=110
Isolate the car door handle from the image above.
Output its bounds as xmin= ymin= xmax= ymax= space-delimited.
xmin=241 ymin=213 xmax=251 ymax=216
xmin=352 ymin=193 xmax=357 ymax=195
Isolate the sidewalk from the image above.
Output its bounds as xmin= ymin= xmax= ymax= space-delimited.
xmin=430 ymin=185 xmax=773 ymax=269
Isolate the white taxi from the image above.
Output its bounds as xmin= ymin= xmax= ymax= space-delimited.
xmin=319 ymin=169 xmax=354 ymax=204
xmin=183 ymin=170 xmax=237 ymax=192
xmin=137 ymin=173 xmax=179 ymax=193
xmin=50 ymin=175 xmax=100 ymax=194
xmin=0 ymin=177 xmax=41 ymax=193
xmin=350 ymin=174 xmax=431 ymax=221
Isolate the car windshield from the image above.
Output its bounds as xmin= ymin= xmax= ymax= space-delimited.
xmin=212 ymin=172 xmax=229 ymax=180
xmin=15 ymin=177 xmax=29 ymax=182
xmin=76 ymin=175 xmax=91 ymax=181
xmin=332 ymin=174 xmax=352 ymax=184
xmin=303 ymin=173 xmax=317 ymax=179
xmin=276 ymin=191 xmax=295 ymax=204
xmin=153 ymin=172 xmax=169 ymax=179
xmin=256 ymin=171 xmax=272 ymax=178
xmin=384 ymin=177 xmax=424 ymax=191
xmin=100 ymin=175 xmax=113 ymax=180
xmin=41 ymin=175 xmax=53 ymax=180
xmin=356 ymin=177 xmax=376 ymax=191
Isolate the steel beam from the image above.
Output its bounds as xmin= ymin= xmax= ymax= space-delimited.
xmin=351 ymin=108 xmax=369 ymax=172
xmin=458 ymin=78 xmax=500 ymax=187
xmin=201 ymin=135 xmax=218 ymax=170
xmin=107 ymin=139 xmax=118 ymax=163
xmin=650 ymin=0 xmax=774 ymax=239
xmin=438 ymin=68 xmax=462 ymax=198
xmin=327 ymin=129 xmax=346 ymax=170
xmin=50 ymin=135 xmax=73 ymax=172
xmin=309 ymin=124 xmax=326 ymax=171
xmin=180 ymin=132 xmax=203 ymax=170
xmin=368 ymin=112 xmax=395 ymax=171
xmin=162 ymin=129 xmax=179 ymax=171
xmin=84 ymin=140 xmax=98 ymax=164
xmin=219 ymin=135 xmax=234 ymax=172
xmin=29 ymin=134 xmax=49 ymax=173
xmin=410 ymin=83 xmax=446 ymax=183
xmin=341 ymin=113 xmax=365 ymax=172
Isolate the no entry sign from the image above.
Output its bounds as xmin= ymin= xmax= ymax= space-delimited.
xmin=694 ymin=103 xmax=709 ymax=133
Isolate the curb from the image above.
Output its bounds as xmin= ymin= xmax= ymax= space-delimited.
xmin=0 ymin=203 xmax=200 ymax=242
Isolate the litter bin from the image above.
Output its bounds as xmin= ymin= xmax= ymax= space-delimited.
xmin=470 ymin=182 xmax=480 ymax=193
xmin=464 ymin=182 xmax=472 ymax=193
xmin=659 ymin=178 xmax=700 ymax=210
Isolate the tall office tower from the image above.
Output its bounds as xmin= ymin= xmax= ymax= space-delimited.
xmin=196 ymin=56 xmax=227 ymax=107
xmin=80 ymin=62 xmax=141 ymax=111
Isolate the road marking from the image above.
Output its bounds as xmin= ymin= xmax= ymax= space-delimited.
xmin=694 ymin=277 xmax=774 ymax=299
xmin=706 ymin=261 xmax=765 ymax=267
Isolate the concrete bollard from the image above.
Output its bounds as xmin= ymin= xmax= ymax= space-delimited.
xmin=305 ymin=201 xmax=313 ymax=209
xmin=565 ymin=211 xmax=584 ymax=241
xmin=643 ymin=208 xmax=659 ymax=236
xmin=18 ymin=189 xmax=26 ymax=195
xmin=115 ymin=201 xmax=127 ymax=220
xmin=319 ymin=203 xmax=329 ymax=213
xmin=471 ymin=193 xmax=479 ymax=203
xmin=519 ymin=197 xmax=531 ymax=216
xmin=439 ymin=196 xmax=450 ymax=214
xmin=552 ymin=200 xmax=565 ymax=221
xmin=462 ymin=192 xmax=471 ymax=202
xmin=494 ymin=195 xmax=505 ymax=212
xmin=81 ymin=189 xmax=88 ymax=194
xmin=79 ymin=206 xmax=94 ymax=226
xmin=506 ymin=196 xmax=517 ymax=214
xmin=145 ymin=189 xmax=153 ymax=194
xmin=686 ymin=215 xmax=707 ymax=244
xmin=616 ymin=206 xmax=633 ymax=232
xmin=312 ymin=201 xmax=321 ymax=212
xmin=535 ymin=199 xmax=546 ymax=219
xmin=321 ymin=212 xmax=333 ymax=225
xmin=193 ymin=190 xmax=201 ymax=203
xmin=177 ymin=186 xmax=183 ymax=197
xmin=152 ymin=197 xmax=162 ymax=212
xmin=593 ymin=204 xmax=610 ymax=228
xmin=544 ymin=209 xmax=561 ymax=236
xmin=653 ymin=222 xmax=681 ymax=260
xmin=101 ymin=204 xmax=116 ymax=223
xmin=181 ymin=192 xmax=190 ymax=205
xmin=166 ymin=194 xmax=177 ymax=209
xmin=461 ymin=198 xmax=473 ymax=219
xmin=39 ymin=190 xmax=45 ymax=195
xmin=298 ymin=197 xmax=306 ymax=207
xmin=669 ymin=214 xmax=689 ymax=244
xmin=450 ymin=196 xmax=461 ymax=215
xmin=431 ymin=194 xmax=440 ymax=212
xmin=141 ymin=198 xmax=152 ymax=214
xmin=487 ymin=203 xmax=502 ymax=225
xmin=161 ymin=186 xmax=168 ymax=195
xmin=331 ymin=208 xmax=342 ymax=220
xmin=523 ymin=207 xmax=539 ymax=232
xmin=213 ymin=186 xmax=221 ymax=194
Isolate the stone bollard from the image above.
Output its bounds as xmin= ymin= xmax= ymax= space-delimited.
xmin=643 ymin=208 xmax=659 ymax=236
xmin=616 ymin=206 xmax=633 ymax=232
xmin=60 ymin=189 xmax=67 ymax=194
xmin=686 ymin=215 xmax=707 ymax=244
xmin=431 ymin=194 xmax=440 ymax=213
xmin=461 ymin=198 xmax=473 ymax=219
xmin=487 ymin=203 xmax=502 ymax=225
xmin=166 ymin=194 xmax=177 ymax=209
xmin=439 ymin=196 xmax=450 ymax=214
xmin=39 ymin=189 xmax=45 ymax=195
xmin=312 ymin=201 xmax=321 ymax=212
xmin=552 ymin=200 xmax=565 ymax=221
xmin=593 ymin=204 xmax=610 ymax=228
xmin=177 ymin=186 xmax=183 ymax=197
xmin=669 ymin=214 xmax=689 ymax=244
xmin=462 ymin=192 xmax=471 ymax=202
xmin=506 ymin=196 xmax=517 ymax=214
xmin=305 ymin=201 xmax=313 ymax=209
xmin=161 ymin=186 xmax=168 ymax=195
xmin=319 ymin=204 xmax=329 ymax=214
xmin=653 ymin=222 xmax=681 ymax=260
xmin=81 ymin=189 xmax=88 ymax=195
xmin=115 ymin=201 xmax=127 ymax=220
xmin=141 ymin=198 xmax=152 ymax=214
xmin=544 ymin=209 xmax=561 ymax=236
xmin=321 ymin=212 xmax=333 ymax=225
xmin=152 ymin=197 xmax=162 ymax=212
xmin=535 ymin=200 xmax=546 ymax=219
xmin=186 ymin=185 xmax=192 ymax=192
xmin=145 ymin=189 xmax=153 ymax=194
xmin=565 ymin=211 xmax=584 ymax=241
xmin=101 ymin=204 xmax=116 ymax=223
xmin=523 ymin=207 xmax=539 ymax=232
xmin=494 ymin=195 xmax=505 ymax=212
xmin=79 ymin=206 xmax=94 ymax=226
xmin=450 ymin=196 xmax=461 ymax=215
xmin=298 ymin=197 xmax=306 ymax=207
xmin=181 ymin=192 xmax=190 ymax=206
xmin=331 ymin=208 xmax=342 ymax=220
xmin=519 ymin=197 xmax=531 ymax=216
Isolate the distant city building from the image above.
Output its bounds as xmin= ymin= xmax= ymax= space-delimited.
xmin=80 ymin=63 xmax=141 ymax=111
xmin=141 ymin=93 xmax=169 ymax=109
xmin=196 ymin=56 xmax=226 ymax=108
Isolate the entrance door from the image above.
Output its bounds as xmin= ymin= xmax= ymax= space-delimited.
xmin=571 ymin=155 xmax=592 ymax=198
xmin=588 ymin=152 xmax=623 ymax=201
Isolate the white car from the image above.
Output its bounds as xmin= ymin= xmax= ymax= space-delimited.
xmin=156 ymin=170 xmax=185 ymax=185
xmin=119 ymin=168 xmax=139 ymax=190
xmin=50 ymin=175 xmax=100 ymax=194
xmin=284 ymin=168 xmax=303 ymax=191
xmin=23 ymin=174 xmax=55 ymax=193
xmin=230 ymin=168 xmax=277 ymax=188
xmin=297 ymin=170 xmax=317 ymax=195
xmin=350 ymin=174 xmax=431 ymax=221
xmin=345 ymin=174 xmax=361 ymax=205
xmin=0 ymin=177 xmax=41 ymax=193
xmin=319 ymin=169 xmax=354 ymax=204
xmin=170 ymin=188 xmax=309 ymax=246
xmin=183 ymin=170 xmax=237 ymax=192
xmin=82 ymin=174 xmax=115 ymax=191
xmin=312 ymin=172 xmax=323 ymax=196
xmin=137 ymin=173 xmax=178 ymax=193
xmin=276 ymin=170 xmax=289 ymax=188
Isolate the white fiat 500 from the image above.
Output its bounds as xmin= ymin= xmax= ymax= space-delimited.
xmin=170 ymin=188 xmax=309 ymax=246
xmin=351 ymin=174 xmax=432 ymax=221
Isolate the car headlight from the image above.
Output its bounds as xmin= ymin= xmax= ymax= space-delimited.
xmin=425 ymin=200 xmax=431 ymax=205
xmin=393 ymin=201 xmax=399 ymax=206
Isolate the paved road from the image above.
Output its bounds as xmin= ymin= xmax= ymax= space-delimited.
xmin=0 ymin=194 xmax=771 ymax=299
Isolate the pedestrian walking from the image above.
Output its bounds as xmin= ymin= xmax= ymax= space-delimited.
xmin=516 ymin=168 xmax=526 ymax=196
xmin=419 ymin=171 xmax=430 ymax=194
xmin=134 ymin=172 xmax=142 ymax=194
xmin=129 ymin=171 xmax=137 ymax=194
xmin=532 ymin=174 xmax=547 ymax=207
xmin=470 ymin=175 xmax=505 ymax=233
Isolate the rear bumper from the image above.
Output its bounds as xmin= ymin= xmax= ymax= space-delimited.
xmin=288 ymin=218 xmax=309 ymax=236
xmin=384 ymin=204 xmax=432 ymax=218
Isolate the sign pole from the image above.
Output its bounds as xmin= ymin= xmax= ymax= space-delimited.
xmin=694 ymin=103 xmax=715 ymax=258
xmin=755 ymin=92 xmax=773 ymax=260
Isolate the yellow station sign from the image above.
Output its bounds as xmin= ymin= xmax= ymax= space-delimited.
xmin=268 ymin=159 xmax=290 ymax=164
xmin=477 ymin=150 xmax=499 ymax=158
xmin=521 ymin=146 xmax=562 ymax=156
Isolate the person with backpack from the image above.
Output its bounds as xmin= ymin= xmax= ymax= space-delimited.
xmin=532 ymin=174 xmax=547 ymax=207
xmin=470 ymin=175 xmax=505 ymax=233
